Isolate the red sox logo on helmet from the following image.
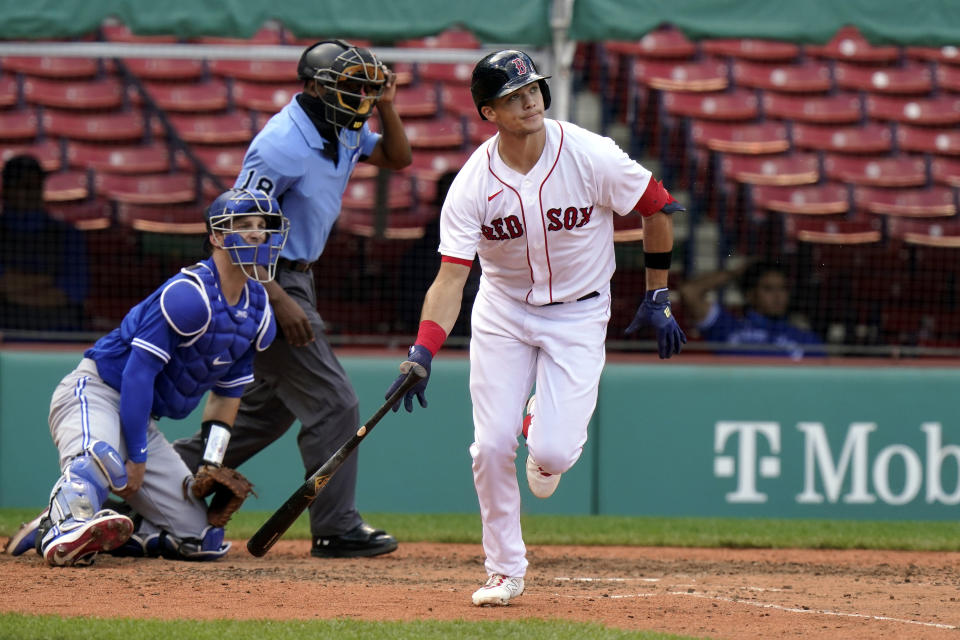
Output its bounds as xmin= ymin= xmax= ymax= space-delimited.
xmin=511 ymin=56 xmax=528 ymax=75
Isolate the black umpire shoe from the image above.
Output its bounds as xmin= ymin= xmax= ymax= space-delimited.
xmin=310 ymin=522 xmax=398 ymax=558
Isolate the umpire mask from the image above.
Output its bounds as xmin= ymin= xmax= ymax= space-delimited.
xmin=299 ymin=40 xmax=386 ymax=134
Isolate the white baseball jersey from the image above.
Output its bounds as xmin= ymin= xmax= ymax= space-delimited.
xmin=439 ymin=119 xmax=653 ymax=305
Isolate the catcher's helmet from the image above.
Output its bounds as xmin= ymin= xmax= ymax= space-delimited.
xmin=205 ymin=189 xmax=290 ymax=283
xmin=297 ymin=39 xmax=386 ymax=132
xmin=470 ymin=49 xmax=551 ymax=120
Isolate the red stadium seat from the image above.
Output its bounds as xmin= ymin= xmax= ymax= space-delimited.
xmin=231 ymin=81 xmax=297 ymax=114
xmin=605 ymin=28 xmax=697 ymax=60
xmin=416 ymin=62 xmax=474 ymax=85
xmin=393 ymin=84 xmax=440 ymax=119
xmin=342 ymin=175 xmax=416 ymax=211
xmin=823 ymin=155 xmax=927 ymax=188
xmin=100 ymin=22 xmax=178 ymax=43
xmin=784 ymin=214 xmax=883 ymax=244
xmin=0 ymin=139 xmax=62 ymax=171
xmin=120 ymin=58 xmax=205 ymax=81
xmin=792 ymin=122 xmax=893 ymax=154
xmin=701 ymin=38 xmax=800 ymax=62
xmin=935 ymin=63 xmax=960 ymax=92
xmin=720 ymin=153 xmax=820 ymax=186
xmin=854 ymin=186 xmax=957 ymax=217
xmin=43 ymin=110 xmax=146 ymax=142
xmin=834 ymin=62 xmax=934 ymax=95
xmin=404 ymin=116 xmax=465 ymax=149
xmin=662 ymin=89 xmax=758 ymax=121
xmin=1 ymin=56 xmax=99 ymax=79
xmin=805 ymin=26 xmax=900 ymax=64
xmin=67 ymin=141 xmax=172 ymax=175
xmin=896 ymin=125 xmax=960 ymax=156
xmin=23 ymin=77 xmax=124 ymax=110
xmin=439 ymin=84 xmax=480 ymax=117
xmin=96 ymin=172 xmax=202 ymax=205
xmin=407 ymin=149 xmax=470 ymax=183
xmin=905 ymin=45 xmax=960 ymax=66
xmin=761 ymin=92 xmax=863 ymax=124
xmin=751 ymin=182 xmax=851 ymax=215
xmin=689 ymin=120 xmax=789 ymax=154
xmin=931 ymin=157 xmax=960 ymax=187
xmin=465 ymin=119 xmax=498 ymax=145
xmin=208 ymin=60 xmax=298 ymax=83
xmin=732 ymin=61 xmax=832 ymax=94
xmin=115 ymin=201 xmax=208 ymax=234
xmin=634 ymin=59 xmax=728 ymax=92
xmin=397 ymin=28 xmax=480 ymax=50
xmin=190 ymin=145 xmax=248 ymax=179
xmin=167 ymin=112 xmax=255 ymax=144
xmin=865 ymin=95 xmax=960 ymax=126
xmin=0 ymin=109 xmax=38 ymax=141
xmin=612 ymin=212 xmax=645 ymax=242
xmin=47 ymin=197 xmax=112 ymax=231
xmin=888 ymin=216 xmax=960 ymax=247
xmin=139 ymin=79 xmax=230 ymax=112
xmin=0 ymin=74 xmax=19 ymax=108
xmin=43 ymin=170 xmax=90 ymax=202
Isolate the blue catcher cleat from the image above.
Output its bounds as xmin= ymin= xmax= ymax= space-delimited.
xmin=4 ymin=508 xmax=49 ymax=556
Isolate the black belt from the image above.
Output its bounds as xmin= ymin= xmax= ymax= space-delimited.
xmin=277 ymin=258 xmax=315 ymax=273
xmin=543 ymin=291 xmax=599 ymax=307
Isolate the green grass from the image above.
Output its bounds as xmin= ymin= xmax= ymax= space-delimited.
xmin=5 ymin=509 xmax=959 ymax=640
xmin=8 ymin=508 xmax=960 ymax=551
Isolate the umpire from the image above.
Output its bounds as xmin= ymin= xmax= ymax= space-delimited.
xmin=174 ymin=39 xmax=412 ymax=557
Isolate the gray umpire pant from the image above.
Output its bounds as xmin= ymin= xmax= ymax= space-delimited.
xmin=173 ymin=267 xmax=363 ymax=537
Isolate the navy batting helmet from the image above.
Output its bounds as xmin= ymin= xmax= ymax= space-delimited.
xmin=470 ymin=49 xmax=551 ymax=120
xmin=297 ymin=39 xmax=386 ymax=131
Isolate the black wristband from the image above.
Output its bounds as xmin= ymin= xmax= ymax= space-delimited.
xmin=643 ymin=250 xmax=672 ymax=270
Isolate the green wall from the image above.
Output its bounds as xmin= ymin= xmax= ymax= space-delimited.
xmin=2 ymin=349 xmax=959 ymax=520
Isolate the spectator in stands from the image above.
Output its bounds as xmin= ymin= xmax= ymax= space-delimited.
xmin=678 ymin=260 xmax=824 ymax=359
xmin=0 ymin=155 xmax=88 ymax=333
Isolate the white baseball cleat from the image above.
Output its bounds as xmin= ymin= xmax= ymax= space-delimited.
xmin=526 ymin=454 xmax=561 ymax=498
xmin=471 ymin=573 xmax=525 ymax=606
xmin=41 ymin=509 xmax=134 ymax=567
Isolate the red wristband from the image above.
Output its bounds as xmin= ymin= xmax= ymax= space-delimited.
xmin=415 ymin=320 xmax=447 ymax=357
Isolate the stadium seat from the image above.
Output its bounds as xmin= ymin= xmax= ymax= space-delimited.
xmin=805 ymin=26 xmax=900 ymax=64
xmin=397 ymin=28 xmax=480 ymax=49
xmin=701 ymin=38 xmax=800 ymax=62
xmin=0 ymin=139 xmax=62 ymax=171
xmin=96 ymin=172 xmax=203 ymax=205
xmin=404 ymin=116 xmax=465 ymax=149
xmin=44 ymin=170 xmax=90 ymax=202
xmin=823 ymin=154 xmax=927 ymax=187
xmin=688 ymin=120 xmax=789 ymax=154
xmin=416 ymin=62 xmax=474 ymax=85
xmin=761 ymin=92 xmax=863 ymax=124
xmin=931 ymin=157 xmax=960 ymax=187
xmin=605 ymin=28 xmax=697 ymax=60
xmin=0 ymin=109 xmax=39 ymax=141
xmin=465 ymin=119 xmax=498 ymax=145
xmin=834 ymin=62 xmax=934 ymax=95
xmin=208 ymin=59 xmax=297 ymax=83
xmin=719 ymin=152 xmax=820 ymax=186
xmin=865 ymin=94 xmax=960 ymax=126
xmin=47 ymin=197 xmax=112 ymax=231
xmin=732 ymin=60 xmax=833 ymax=94
xmin=439 ymin=83 xmax=480 ymax=117
xmin=42 ymin=110 xmax=146 ymax=142
xmin=784 ymin=214 xmax=883 ymax=244
xmin=612 ymin=212 xmax=644 ymax=243
xmin=854 ymin=185 xmax=957 ymax=217
xmin=662 ymin=89 xmax=758 ymax=121
xmin=139 ymin=79 xmax=230 ymax=112
xmin=905 ymin=45 xmax=960 ymax=65
xmin=1 ymin=56 xmax=100 ymax=79
xmin=189 ymin=144 xmax=248 ymax=179
xmin=337 ymin=206 xmax=435 ymax=240
xmin=935 ymin=63 xmax=960 ymax=92
xmin=751 ymin=182 xmax=851 ymax=215
xmin=23 ymin=76 xmax=125 ymax=110
xmin=896 ymin=125 xmax=960 ymax=156
xmin=888 ymin=216 xmax=960 ymax=247
xmin=342 ymin=175 xmax=417 ymax=211
xmin=115 ymin=201 xmax=208 ymax=234
xmin=67 ymin=141 xmax=172 ymax=175
xmin=100 ymin=22 xmax=178 ymax=43
xmin=407 ymin=149 xmax=470 ymax=183
xmin=393 ymin=84 xmax=440 ymax=119
xmin=634 ymin=59 xmax=729 ymax=92
xmin=0 ymin=74 xmax=19 ymax=108
xmin=792 ymin=122 xmax=893 ymax=154
xmin=167 ymin=112 xmax=255 ymax=144
xmin=119 ymin=58 xmax=206 ymax=81
xmin=231 ymin=80 xmax=297 ymax=114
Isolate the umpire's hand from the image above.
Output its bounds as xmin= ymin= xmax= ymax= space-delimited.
xmin=385 ymin=345 xmax=432 ymax=412
xmin=624 ymin=288 xmax=687 ymax=359
xmin=273 ymin=291 xmax=314 ymax=346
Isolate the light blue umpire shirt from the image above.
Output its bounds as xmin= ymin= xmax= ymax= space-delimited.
xmin=235 ymin=94 xmax=381 ymax=263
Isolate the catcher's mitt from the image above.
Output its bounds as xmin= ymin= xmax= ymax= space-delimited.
xmin=190 ymin=465 xmax=256 ymax=527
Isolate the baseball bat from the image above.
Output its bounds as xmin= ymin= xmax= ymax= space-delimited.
xmin=246 ymin=364 xmax=427 ymax=557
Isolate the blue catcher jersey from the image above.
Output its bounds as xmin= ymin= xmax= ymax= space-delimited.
xmin=234 ymin=94 xmax=380 ymax=262
xmin=86 ymin=258 xmax=276 ymax=419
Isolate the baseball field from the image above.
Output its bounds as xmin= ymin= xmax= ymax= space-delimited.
xmin=2 ymin=510 xmax=959 ymax=639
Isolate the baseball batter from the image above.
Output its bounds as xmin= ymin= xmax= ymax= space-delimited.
xmin=4 ymin=189 xmax=288 ymax=566
xmin=384 ymin=50 xmax=686 ymax=606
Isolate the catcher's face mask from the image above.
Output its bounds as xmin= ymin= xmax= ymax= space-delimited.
xmin=207 ymin=189 xmax=290 ymax=283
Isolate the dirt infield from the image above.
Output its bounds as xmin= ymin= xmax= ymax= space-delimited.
xmin=1 ymin=540 xmax=959 ymax=639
